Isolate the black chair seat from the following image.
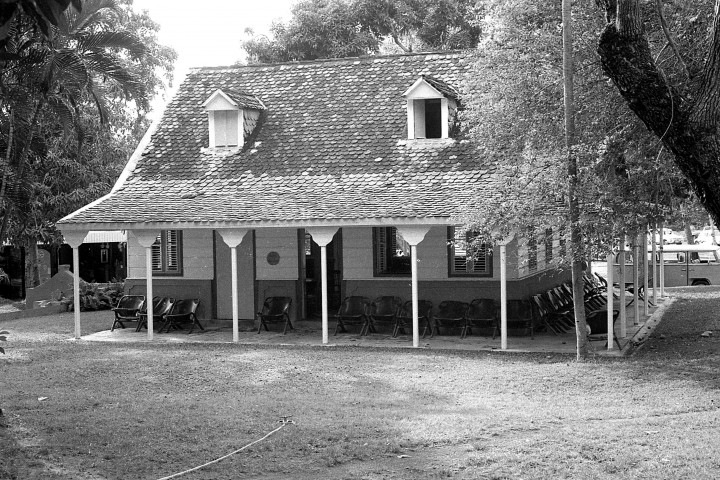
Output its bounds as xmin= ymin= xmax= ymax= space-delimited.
xmin=111 ymin=295 xmax=145 ymax=331
xmin=257 ymin=296 xmax=293 ymax=334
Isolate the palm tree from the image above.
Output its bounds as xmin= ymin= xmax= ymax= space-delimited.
xmin=1 ymin=0 xmax=149 ymax=284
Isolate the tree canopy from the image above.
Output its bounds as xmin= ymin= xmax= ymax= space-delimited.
xmin=597 ymin=0 xmax=720 ymax=227
xmin=242 ymin=0 xmax=481 ymax=63
xmin=0 ymin=0 xmax=175 ymax=286
xmin=460 ymin=0 xmax=708 ymax=260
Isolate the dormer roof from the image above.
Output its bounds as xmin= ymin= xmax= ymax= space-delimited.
xmin=202 ymin=88 xmax=266 ymax=110
xmin=403 ymin=75 xmax=459 ymax=100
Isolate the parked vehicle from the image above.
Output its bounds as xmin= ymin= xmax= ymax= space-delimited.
xmin=649 ymin=227 xmax=684 ymax=245
xmin=614 ymin=244 xmax=720 ymax=287
xmin=695 ymin=228 xmax=720 ymax=245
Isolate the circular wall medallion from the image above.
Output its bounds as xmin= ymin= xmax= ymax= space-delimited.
xmin=266 ymin=251 xmax=280 ymax=265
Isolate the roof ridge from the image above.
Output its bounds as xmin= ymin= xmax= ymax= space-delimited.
xmin=189 ymin=49 xmax=474 ymax=72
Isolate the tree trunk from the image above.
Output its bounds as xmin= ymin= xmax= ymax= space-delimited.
xmin=24 ymin=237 xmax=40 ymax=290
xmin=598 ymin=0 xmax=720 ymax=226
xmin=564 ymin=0 xmax=588 ymax=360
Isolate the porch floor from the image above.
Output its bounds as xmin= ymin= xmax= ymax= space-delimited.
xmin=82 ymin=293 xmax=668 ymax=356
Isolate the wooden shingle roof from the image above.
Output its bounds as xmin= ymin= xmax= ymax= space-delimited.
xmin=59 ymin=51 xmax=499 ymax=229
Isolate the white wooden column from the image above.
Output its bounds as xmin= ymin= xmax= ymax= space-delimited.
xmin=643 ymin=228 xmax=649 ymax=317
xmin=134 ymin=230 xmax=160 ymax=340
xmin=659 ymin=222 xmax=665 ymax=298
xmin=305 ymin=227 xmax=339 ymax=345
xmin=606 ymin=251 xmax=614 ymax=350
xmin=63 ymin=230 xmax=88 ymax=340
xmin=500 ymin=244 xmax=508 ymax=350
xmin=652 ymin=224 xmax=658 ymax=304
xmin=396 ymin=226 xmax=430 ymax=348
xmin=619 ymin=234 xmax=626 ymax=337
xmin=218 ymin=229 xmax=251 ymax=343
xmin=632 ymin=233 xmax=640 ymax=329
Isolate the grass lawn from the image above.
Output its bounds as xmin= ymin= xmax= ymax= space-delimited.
xmin=1 ymin=291 xmax=719 ymax=480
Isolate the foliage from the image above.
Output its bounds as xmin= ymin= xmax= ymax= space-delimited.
xmin=0 ymin=0 xmax=175 ymax=287
xmin=66 ymin=281 xmax=123 ymax=311
xmin=597 ymin=0 xmax=720 ymax=227
xmin=460 ymin=0 xmax=708 ymax=259
xmin=242 ymin=0 xmax=481 ymax=63
xmin=0 ymin=0 xmax=81 ymax=43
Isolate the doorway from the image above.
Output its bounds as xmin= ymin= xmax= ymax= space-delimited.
xmin=301 ymin=230 xmax=342 ymax=319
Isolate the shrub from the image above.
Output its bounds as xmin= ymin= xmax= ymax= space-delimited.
xmin=66 ymin=282 xmax=124 ymax=312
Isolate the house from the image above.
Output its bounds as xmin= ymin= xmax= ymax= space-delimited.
xmin=57 ymin=51 xmax=569 ymax=346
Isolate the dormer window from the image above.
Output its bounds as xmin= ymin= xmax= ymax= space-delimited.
xmin=202 ymin=88 xmax=266 ymax=149
xmin=403 ymin=75 xmax=458 ymax=140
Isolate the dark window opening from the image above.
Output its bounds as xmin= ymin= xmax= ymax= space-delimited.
xmin=424 ymin=99 xmax=442 ymax=138
xmin=373 ymin=227 xmax=411 ymax=276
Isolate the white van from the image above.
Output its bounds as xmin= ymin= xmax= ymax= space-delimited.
xmin=614 ymin=244 xmax=720 ymax=287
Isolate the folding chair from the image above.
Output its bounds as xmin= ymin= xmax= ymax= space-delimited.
xmin=111 ymin=295 xmax=145 ymax=331
xmin=334 ymin=296 xmax=370 ymax=335
xmin=136 ymin=297 xmax=174 ymax=332
xmin=586 ymin=308 xmax=621 ymax=349
xmin=393 ymin=300 xmax=433 ymax=338
xmin=433 ymin=300 xmax=468 ymax=336
xmin=506 ymin=299 xmax=535 ymax=338
xmin=257 ymin=296 xmax=293 ymax=334
xmin=366 ymin=296 xmax=403 ymax=334
xmin=463 ymin=298 xmax=498 ymax=339
xmin=159 ymin=299 xmax=202 ymax=334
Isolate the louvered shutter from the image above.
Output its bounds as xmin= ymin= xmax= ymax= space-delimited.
xmin=376 ymin=227 xmax=387 ymax=273
xmin=165 ymin=230 xmax=180 ymax=272
xmin=545 ymin=228 xmax=553 ymax=263
xmin=151 ymin=234 xmax=162 ymax=271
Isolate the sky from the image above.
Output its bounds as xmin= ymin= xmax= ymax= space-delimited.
xmin=131 ymin=0 xmax=297 ymax=115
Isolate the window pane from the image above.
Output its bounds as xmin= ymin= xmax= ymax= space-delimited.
xmin=413 ymin=99 xmax=426 ymax=138
xmin=215 ymin=110 xmax=228 ymax=146
xmin=226 ymin=110 xmax=239 ymax=146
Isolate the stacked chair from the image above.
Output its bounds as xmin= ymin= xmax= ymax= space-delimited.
xmin=531 ymin=276 xmax=620 ymax=345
